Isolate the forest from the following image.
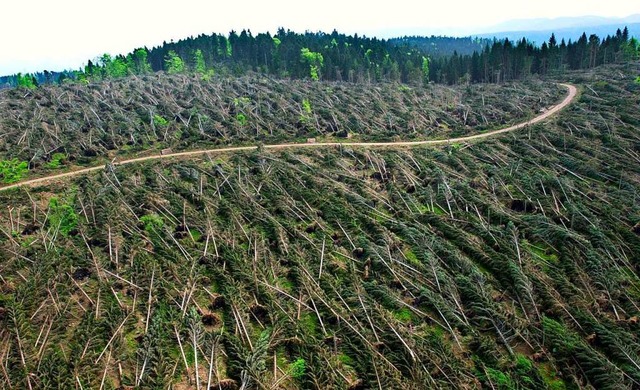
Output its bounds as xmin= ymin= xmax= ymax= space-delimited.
xmin=2 ymin=27 xmax=638 ymax=89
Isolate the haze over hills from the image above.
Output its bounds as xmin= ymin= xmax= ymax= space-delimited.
xmin=485 ymin=14 xmax=640 ymax=33
xmin=379 ymin=14 xmax=640 ymax=43
xmin=474 ymin=18 xmax=640 ymax=46
xmin=474 ymin=24 xmax=640 ymax=47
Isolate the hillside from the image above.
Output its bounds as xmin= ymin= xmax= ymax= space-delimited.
xmin=0 ymin=76 xmax=563 ymax=181
xmin=0 ymin=63 xmax=639 ymax=389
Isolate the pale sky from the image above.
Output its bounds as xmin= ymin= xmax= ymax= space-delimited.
xmin=1 ymin=0 xmax=638 ymax=75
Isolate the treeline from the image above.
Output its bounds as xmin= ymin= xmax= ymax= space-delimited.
xmin=0 ymin=70 xmax=75 ymax=89
xmin=4 ymin=27 xmax=639 ymax=88
xmin=2 ymin=29 xmax=431 ymax=87
xmin=143 ymin=29 xmax=431 ymax=83
xmin=431 ymin=27 xmax=640 ymax=84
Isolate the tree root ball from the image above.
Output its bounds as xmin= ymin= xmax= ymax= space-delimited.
xmin=201 ymin=312 xmax=220 ymax=327
xmin=72 ymin=267 xmax=91 ymax=281
xmin=209 ymin=294 xmax=226 ymax=310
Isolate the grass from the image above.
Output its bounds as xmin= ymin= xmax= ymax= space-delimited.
xmin=277 ymin=277 xmax=294 ymax=292
xmin=524 ymin=241 xmax=559 ymax=272
xmin=417 ymin=203 xmax=446 ymax=215
xmin=299 ymin=313 xmax=319 ymax=335
xmin=538 ymin=362 xmax=567 ymax=390
xmin=337 ymin=353 xmax=354 ymax=366
xmin=189 ymin=229 xmax=202 ymax=241
xmin=394 ymin=307 xmax=414 ymax=323
xmin=484 ymin=367 xmax=513 ymax=389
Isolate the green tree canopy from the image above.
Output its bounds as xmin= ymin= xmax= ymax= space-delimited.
xmin=130 ymin=48 xmax=152 ymax=74
xmin=16 ymin=73 xmax=37 ymax=89
xmin=165 ymin=51 xmax=185 ymax=74
xmin=622 ymin=37 xmax=639 ymax=60
xmin=100 ymin=54 xmax=129 ymax=78
xmin=300 ymin=48 xmax=324 ymax=81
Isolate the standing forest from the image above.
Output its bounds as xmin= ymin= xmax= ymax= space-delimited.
xmin=2 ymin=27 xmax=639 ymax=88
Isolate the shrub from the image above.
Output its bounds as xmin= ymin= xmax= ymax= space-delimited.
xmin=289 ymin=358 xmax=306 ymax=379
xmin=46 ymin=153 xmax=66 ymax=169
xmin=236 ymin=113 xmax=247 ymax=126
xmin=48 ymin=197 xmax=78 ymax=236
xmin=0 ymin=159 xmax=28 ymax=183
xmin=302 ymin=99 xmax=312 ymax=116
xmin=515 ymin=354 xmax=532 ymax=372
xmin=140 ymin=214 xmax=164 ymax=233
xmin=153 ymin=114 xmax=169 ymax=127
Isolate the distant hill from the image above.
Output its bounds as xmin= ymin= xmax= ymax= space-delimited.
xmin=485 ymin=14 xmax=640 ymax=34
xmin=371 ymin=14 xmax=640 ymax=40
xmin=388 ymin=36 xmax=492 ymax=57
xmin=476 ymin=23 xmax=640 ymax=46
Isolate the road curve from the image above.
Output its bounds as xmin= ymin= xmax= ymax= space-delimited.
xmin=0 ymin=83 xmax=576 ymax=192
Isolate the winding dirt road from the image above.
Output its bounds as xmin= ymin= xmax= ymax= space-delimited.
xmin=0 ymin=83 xmax=576 ymax=192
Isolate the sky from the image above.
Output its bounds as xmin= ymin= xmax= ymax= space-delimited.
xmin=1 ymin=0 xmax=638 ymax=76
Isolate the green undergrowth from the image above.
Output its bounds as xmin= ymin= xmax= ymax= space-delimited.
xmin=0 ymin=158 xmax=28 ymax=183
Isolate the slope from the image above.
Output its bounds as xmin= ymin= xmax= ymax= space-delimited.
xmin=0 ymin=64 xmax=639 ymax=389
xmin=0 ymin=83 xmax=576 ymax=192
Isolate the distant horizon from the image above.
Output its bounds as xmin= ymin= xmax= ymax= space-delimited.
xmin=1 ymin=0 xmax=638 ymax=76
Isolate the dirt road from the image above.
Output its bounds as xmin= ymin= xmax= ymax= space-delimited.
xmin=0 ymin=83 xmax=576 ymax=192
